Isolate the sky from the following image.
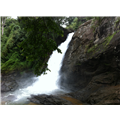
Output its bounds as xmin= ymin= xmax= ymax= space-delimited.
xmin=11 ymin=16 xmax=17 ymax=19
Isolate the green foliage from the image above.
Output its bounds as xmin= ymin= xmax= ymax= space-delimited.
xmin=66 ymin=17 xmax=81 ymax=30
xmin=91 ymin=17 xmax=102 ymax=33
xmin=1 ymin=17 xmax=71 ymax=76
xmin=87 ymin=31 xmax=117 ymax=54
xmin=1 ymin=18 xmax=32 ymax=74
xmin=95 ymin=17 xmax=102 ymax=25
xmin=105 ymin=32 xmax=116 ymax=46
xmin=94 ymin=17 xmax=100 ymax=20
xmin=115 ymin=17 xmax=120 ymax=28
xmin=52 ymin=17 xmax=70 ymax=26
xmin=87 ymin=46 xmax=96 ymax=53
xmin=86 ymin=17 xmax=94 ymax=21
xmin=19 ymin=17 xmax=64 ymax=76
xmin=66 ymin=17 xmax=93 ymax=31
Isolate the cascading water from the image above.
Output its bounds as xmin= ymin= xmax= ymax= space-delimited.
xmin=1 ymin=32 xmax=74 ymax=105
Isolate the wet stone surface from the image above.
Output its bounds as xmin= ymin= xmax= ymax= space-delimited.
xmin=1 ymin=80 xmax=18 ymax=92
xmin=28 ymin=94 xmax=73 ymax=105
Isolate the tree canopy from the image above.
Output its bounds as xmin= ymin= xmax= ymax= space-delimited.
xmin=19 ymin=17 xmax=64 ymax=75
xmin=1 ymin=17 xmax=30 ymax=74
xmin=1 ymin=17 xmax=66 ymax=75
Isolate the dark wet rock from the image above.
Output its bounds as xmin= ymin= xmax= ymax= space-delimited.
xmin=0 ymin=74 xmax=2 ymax=81
xmin=1 ymin=70 xmax=37 ymax=92
xmin=58 ymin=17 xmax=120 ymax=104
xmin=2 ymin=70 xmax=35 ymax=81
xmin=28 ymin=97 xmax=40 ymax=104
xmin=1 ymin=79 xmax=18 ymax=92
xmin=87 ymin=85 xmax=120 ymax=105
xmin=1 ymin=85 xmax=9 ymax=91
xmin=4 ymin=95 xmax=17 ymax=101
xmin=1 ymin=81 xmax=5 ymax=85
xmin=28 ymin=94 xmax=73 ymax=105
xmin=5 ymin=81 xmax=14 ymax=86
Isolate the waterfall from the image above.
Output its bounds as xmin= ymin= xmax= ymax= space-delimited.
xmin=1 ymin=32 xmax=74 ymax=105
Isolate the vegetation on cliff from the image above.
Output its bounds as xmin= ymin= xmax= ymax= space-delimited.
xmin=66 ymin=17 xmax=93 ymax=30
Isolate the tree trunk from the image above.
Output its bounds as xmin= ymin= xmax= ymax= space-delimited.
xmin=2 ymin=16 xmax=4 ymax=36
xmin=1 ymin=17 xmax=6 ymax=36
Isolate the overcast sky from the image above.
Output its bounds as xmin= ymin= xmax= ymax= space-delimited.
xmin=11 ymin=16 xmax=17 ymax=19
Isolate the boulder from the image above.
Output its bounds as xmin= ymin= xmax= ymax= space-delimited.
xmin=28 ymin=94 xmax=73 ymax=105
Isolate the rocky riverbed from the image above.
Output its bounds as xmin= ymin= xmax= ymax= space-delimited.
xmin=1 ymin=93 xmax=84 ymax=105
xmin=27 ymin=94 xmax=83 ymax=105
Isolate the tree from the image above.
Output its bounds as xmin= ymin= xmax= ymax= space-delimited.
xmin=19 ymin=17 xmax=64 ymax=76
xmin=52 ymin=17 xmax=68 ymax=26
xmin=66 ymin=17 xmax=75 ymax=26
xmin=1 ymin=17 xmax=74 ymax=76
xmin=66 ymin=17 xmax=94 ymax=30
xmin=1 ymin=17 xmax=6 ymax=35
xmin=1 ymin=17 xmax=29 ymax=74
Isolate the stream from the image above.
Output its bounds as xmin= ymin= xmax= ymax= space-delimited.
xmin=1 ymin=33 xmax=74 ymax=105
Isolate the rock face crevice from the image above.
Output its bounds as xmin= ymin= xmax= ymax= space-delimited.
xmin=59 ymin=17 xmax=120 ymax=105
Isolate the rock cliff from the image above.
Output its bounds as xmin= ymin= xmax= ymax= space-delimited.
xmin=59 ymin=17 xmax=120 ymax=105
